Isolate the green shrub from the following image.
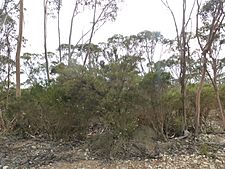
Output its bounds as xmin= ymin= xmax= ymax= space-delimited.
xmin=6 ymin=61 xmax=142 ymax=139
xmin=199 ymin=143 xmax=209 ymax=156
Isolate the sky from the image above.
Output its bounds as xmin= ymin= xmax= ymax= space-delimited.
xmin=22 ymin=0 xmax=195 ymax=54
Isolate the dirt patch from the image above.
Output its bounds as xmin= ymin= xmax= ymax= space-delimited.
xmin=0 ymin=136 xmax=85 ymax=168
xmin=0 ymin=133 xmax=225 ymax=168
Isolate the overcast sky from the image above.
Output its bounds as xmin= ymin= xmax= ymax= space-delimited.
xmin=23 ymin=0 xmax=196 ymax=53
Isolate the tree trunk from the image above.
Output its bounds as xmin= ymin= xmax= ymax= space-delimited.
xmin=195 ymin=0 xmax=225 ymax=136
xmin=180 ymin=0 xmax=187 ymax=134
xmin=44 ymin=0 xmax=50 ymax=83
xmin=6 ymin=34 xmax=11 ymax=108
xmin=15 ymin=0 xmax=23 ymax=98
xmin=83 ymin=0 xmax=97 ymax=66
xmin=195 ymin=56 xmax=207 ymax=136
xmin=207 ymin=58 xmax=225 ymax=131
xmin=180 ymin=54 xmax=187 ymax=134
xmin=57 ymin=10 xmax=62 ymax=62
xmin=161 ymin=0 xmax=190 ymax=135
xmin=215 ymin=90 xmax=225 ymax=130
xmin=68 ymin=1 xmax=78 ymax=65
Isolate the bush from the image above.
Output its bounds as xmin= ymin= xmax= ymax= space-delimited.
xmin=6 ymin=70 xmax=105 ymax=139
xmin=99 ymin=59 xmax=141 ymax=138
xmin=219 ymin=83 xmax=225 ymax=109
xmin=138 ymin=71 xmax=172 ymax=138
xmin=161 ymin=87 xmax=183 ymax=136
xmin=6 ymin=61 xmax=142 ymax=140
xmin=187 ymin=84 xmax=216 ymax=130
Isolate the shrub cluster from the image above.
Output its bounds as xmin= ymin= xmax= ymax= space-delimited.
xmin=1 ymin=61 xmax=222 ymax=140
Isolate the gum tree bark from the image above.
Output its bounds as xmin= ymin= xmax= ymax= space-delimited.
xmin=15 ymin=0 xmax=24 ymax=97
xmin=43 ymin=0 xmax=50 ymax=83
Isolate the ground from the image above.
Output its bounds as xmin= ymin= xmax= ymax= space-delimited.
xmin=0 ymin=133 xmax=225 ymax=169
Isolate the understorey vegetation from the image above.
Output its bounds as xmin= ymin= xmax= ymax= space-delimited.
xmin=0 ymin=0 xmax=225 ymax=159
xmin=1 ymin=52 xmax=225 ymax=141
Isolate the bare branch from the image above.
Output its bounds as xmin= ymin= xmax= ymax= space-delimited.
xmin=185 ymin=0 xmax=196 ymax=28
xmin=196 ymin=0 xmax=204 ymax=51
xmin=161 ymin=0 xmax=180 ymax=46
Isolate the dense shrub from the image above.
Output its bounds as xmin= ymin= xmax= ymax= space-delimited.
xmin=7 ymin=71 xmax=105 ymax=139
xmin=99 ymin=59 xmax=141 ymax=138
xmin=162 ymin=87 xmax=182 ymax=136
xmin=186 ymin=84 xmax=216 ymax=129
xmin=138 ymin=71 xmax=172 ymax=138
xmin=4 ymin=60 xmax=220 ymax=141
xmin=6 ymin=60 xmax=142 ymax=139
xmin=219 ymin=83 xmax=225 ymax=109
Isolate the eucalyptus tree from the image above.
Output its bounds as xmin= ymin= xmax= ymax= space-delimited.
xmin=0 ymin=0 xmax=20 ymax=118
xmin=78 ymin=43 xmax=102 ymax=68
xmin=136 ymin=31 xmax=164 ymax=73
xmin=207 ymin=45 xmax=225 ymax=131
xmin=195 ymin=0 xmax=225 ymax=133
xmin=0 ymin=0 xmax=19 ymax=31
xmin=15 ymin=0 xmax=24 ymax=97
xmin=62 ymin=0 xmax=121 ymax=66
xmin=0 ymin=5 xmax=16 ymax=86
xmin=161 ymin=0 xmax=196 ymax=134
xmin=0 ymin=0 xmax=20 ymax=130
xmin=122 ymin=34 xmax=145 ymax=74
xmin=21 ymin=51 xmax=58 ymax=86
xmin=106 ymin=34 xmax=126 ymax=61
xmin=99 ymin=32 xmax=169 ymax=75
xmin=21 ymin=53 xmax=43 ymax=86
xmin=0 ymin=1 xmax=17 ymax=55
xmin=100 ymin=33 xmax=142 ymax=73
xmin=53 ymin=0 xmax=62 ymax=62
xmin=68 ymin=0 xmax=79 ymax=65
xmin=43 ymin=0 xmax=50 ymax=83
xmin=83 ymin=0 xmax=120 ymax=66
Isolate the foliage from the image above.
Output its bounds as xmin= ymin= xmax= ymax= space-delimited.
xmin=100 ymin=56 xmax=141 ymax=138
xmin=1 ymin=27 xmax=224 ymax=141
xmin=219 ymin=84 xmax=225 ymax=109
xmin=138 ymin=71 xmax=172 ymax=138
xmin=1 ymin=0 xmax=225 ymax=140
xmin=7 ymin=80 xmax=95 ymax=139
xmin=2 ymin=2 xmax=225 ymax=161
xmin=162 ymin=87 xmax=182 ymax=135
xmin=187 ymin=84 xmax=216 ymax=114
xmin=6 ymin=57 xmax=141 ymax=139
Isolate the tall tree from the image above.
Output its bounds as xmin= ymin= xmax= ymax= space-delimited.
xmin=83 ymin=0 xmax=120 ymax=66
xmin=0 ymin=1 xmax=18 ymax=30
xmin=161 ymin=0 xmax=196 ymax=134
xmin=15 ymin=0 xmax=24 ymax=97
xmin=0 ymin=0 xmax=17 ymax=105
xmin=207 ymin=49 xmax=225 ymax=130
xmin=136 ymin=31 xmax=164 ymax=73
xmin=195 ymin=0 xmax=225 ymax=134
xmin=68 ymin=0 xmax=79 ymax=65
xmin=43 ymin=0 xmax=50 ymax=83
xmin=54 ymin=0 xmax=62 ymax=62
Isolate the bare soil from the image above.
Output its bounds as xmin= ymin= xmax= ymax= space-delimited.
xmin=0 ymin=133 xmax=225 ymax=169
